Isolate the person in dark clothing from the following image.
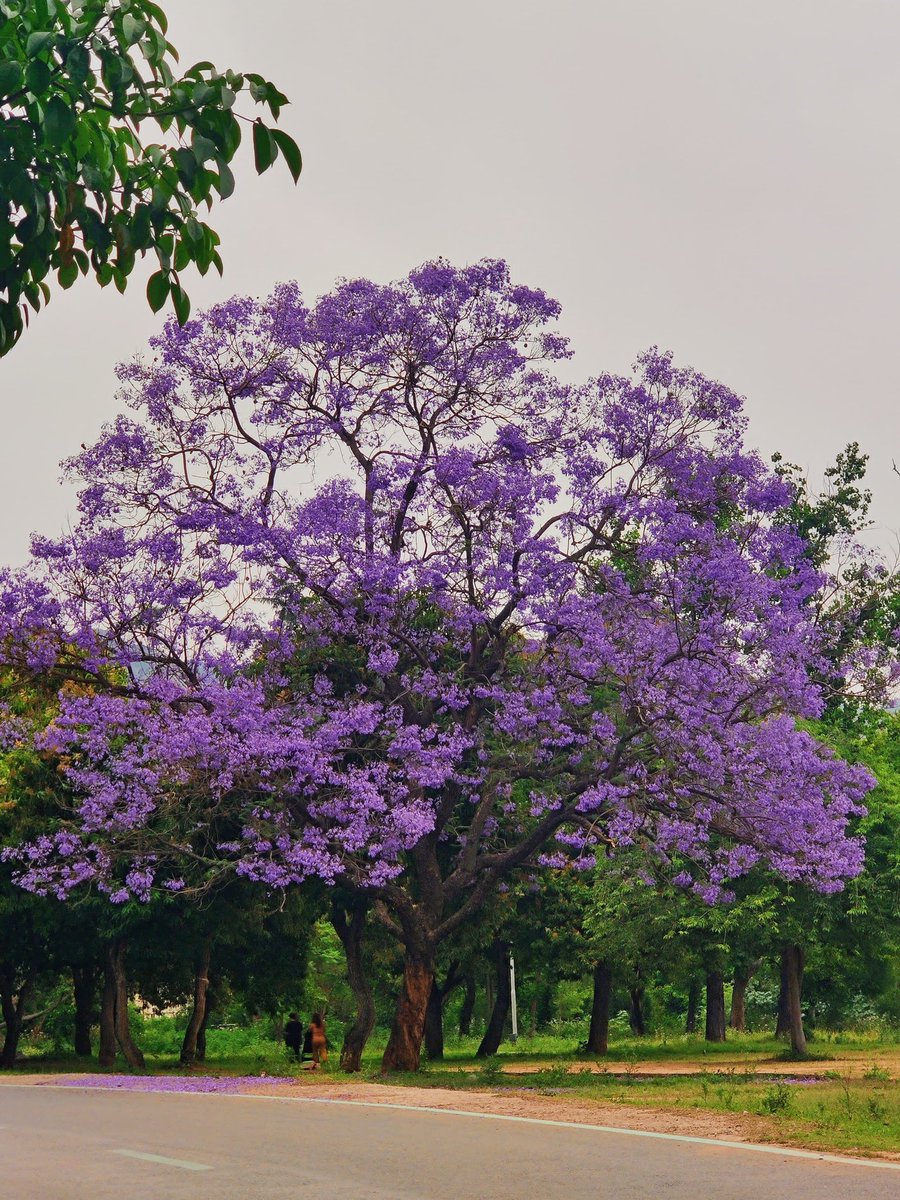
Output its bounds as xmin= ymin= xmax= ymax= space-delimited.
xmin=284 ymin=1012 xmax=303 ymax=1061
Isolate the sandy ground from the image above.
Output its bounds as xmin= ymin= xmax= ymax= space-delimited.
xmin=489 ymin=1048 xmax=900 ymax=1077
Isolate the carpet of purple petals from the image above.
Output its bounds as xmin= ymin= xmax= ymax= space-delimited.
xmin=52 ymin=1074 xmax=295 ymax=1092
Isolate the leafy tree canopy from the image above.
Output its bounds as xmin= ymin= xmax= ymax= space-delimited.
xmin=0 ymin=0 xmax=301 ymax=354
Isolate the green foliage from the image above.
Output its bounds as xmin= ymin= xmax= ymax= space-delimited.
xmin=0 ymin=0 xmax=301 ymax=354
xmin=760 ymin=1079 xmax=794 ymax=1114
xmin=773 ymin=442 xmax=872 ymax=565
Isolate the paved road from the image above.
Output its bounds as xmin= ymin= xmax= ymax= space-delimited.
xmin=2 ymin=1085 xmax=899 ymax=1199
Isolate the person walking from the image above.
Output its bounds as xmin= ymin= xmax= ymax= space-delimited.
xmin=284 ymin=1012 xmax=303 ymax=1061
xmin=309 ymin=1012 xmax=327 ymax=1069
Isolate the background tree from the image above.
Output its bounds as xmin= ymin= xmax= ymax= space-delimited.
xmin=0 ymin=0 xmax=301 ymax=355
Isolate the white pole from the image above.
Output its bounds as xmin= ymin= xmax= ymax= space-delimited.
xmin=509 ymin=954 xmax=518 ymax=1043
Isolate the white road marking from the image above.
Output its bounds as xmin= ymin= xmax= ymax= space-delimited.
xmin=111 ymin=1148 xmax=211 ymax=1171
xmin=6 ymin=1082 xmax=900 ymax=1173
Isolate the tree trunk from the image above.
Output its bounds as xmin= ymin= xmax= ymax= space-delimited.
xmin=705 ymin=970 xmax=727 ymax=1042
xmin=332 ymin=903 xmax=377 ymax=1073
xmin=381 ymin=951 xmax=434 ymax=1073
xmin=0 ymin=991 xmax=21 ymax=1068
xmin=628 ymin=986 xmax=646 ymax=1037
xmin=776 ymin=952 xmax=792 ymax=1038
xmin=196 ymin=986 xmax=214 ymax=1062
xmin=729 ymin=959 xmax=760 ymax=1033
xmin=98 ymin=955 xmax=117 ymax=1067
xmin=476 ymin=943 xmax=511 ymax=1058
xmin=685 ymin=978 xmax=700 ymax=1034
xmin=0 ymin=972 xmax=33 ymax=1069
xmin=423 ymin=962 xmax=460 ymax=1061
xmin=107 ymin=940 xmax=144 ymax=1070
xmin=586 ymin=961 xmax=612 ymax=1055
xmin=180 ymin=938 xmax=212 ymax=1065
xmin=72 ymin=966 xmax=94 ymax=1057
xmin=458 ymin=975 xmax=476 ymax=1037
xmin=780 ymin=943 xmax=807 ymax=1057
xmin=424 ymin=976 xmax=445 ymax=1060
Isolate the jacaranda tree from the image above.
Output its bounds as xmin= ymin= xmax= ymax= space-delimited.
xmin=0 ymin=260 xmax=877 ymax=1070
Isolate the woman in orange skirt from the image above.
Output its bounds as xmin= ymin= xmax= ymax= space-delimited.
xmin=309 ymin=1012 xmax=327 ymax=1068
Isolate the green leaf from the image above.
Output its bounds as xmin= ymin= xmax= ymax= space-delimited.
xmin=215 ymin=159 xmax=234 ymax=199
xmin=172 ymin=147 xmax=196 ymax=186
xmin=74 ymin=120 xmax=92 ymax=158
xmin=191 ymin=133 xmax=216 ymax=164
xmin=271 ymin=129 xmax=302 ymax=183
xmin=25 ymin=31 xmax=55 ymax=56
xmin=171 ymin=280 xmax=190 ymax=324
xmin=252 ymin=120 xmax=276 ymax=173
xmin=122 ymin=13 xmax=145 ymax=44
xmin=26 ymin=58 xmax=52 ymax=95
xmin=44 ymin=95 xmax=76 ymax=144
xmin=57 ymin=260 xmax=78 ymax=289
xmin=173 ymin=240 xmax=191 ymax=270
xmin=146 ymin=268 xmax=170 ymax=312
xmin=184 ymin=216 xmax=202 ymax=245
xmin=0 ymin=61 xmax=23 ymax=98
xmin=23 ymin=280 xmax=42 ymax=312
xmin=65 ymin=44 xmax=90 ymax=85
xmin=142 ymin=1 xmax=169 ymax=33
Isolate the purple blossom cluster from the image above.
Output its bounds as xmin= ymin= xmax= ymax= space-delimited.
xmin=54 ymin=1074 xmax=294 ymax=1092
xmin=0 ymin=258 xmax=882 ymax=922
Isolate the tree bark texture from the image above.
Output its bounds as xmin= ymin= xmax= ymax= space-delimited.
xmin=729 ymin=959 xmax=761 ymax=1033
xmin=381 ymin=953 xmax=434 ymax=1073
xmin=780 ymin=943 xmax=807 ymax=1057
xmin=586 ymin=961 xmax=612 ymax=1055
xmin=423 ymin=962 xmax=460 ymax=1061
xmin=332 ymin=903 xmax=377 ymax=1073
xmin=197 ymin=985 xmax=214 ymax=1062
xmin=705 ymin=970 xmax=727 ymax=1042
xmin=0 ymin=970 xmax=33 ymax=1069
xmin=424 ymin=976 xmax=445 ymax=1061
xmin=776 ymin=952 xmax=792 ymax=1038
xmin=72 ymin=965 xmax=94 ymax=1057
xmin=458 ymin=975 xmax=476 ymax=1037
xmin=476 ymin=943 xmax=511 ymax=1058
xmin=685 ymin=978 xmax=700 ymax=1034
xmin=98 ymin=955 xmax=117 ymax=1067
xmin=628 ymin=986 xmax=646 ymax=1037
xmin=106 ymin=939 xmax=144 ymax=1070
xmin=180 ymin=939 xmax=212 ymax=1065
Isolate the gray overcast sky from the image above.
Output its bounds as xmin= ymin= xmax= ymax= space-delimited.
xmin=2 ymin=0 xmax=898 ymax=563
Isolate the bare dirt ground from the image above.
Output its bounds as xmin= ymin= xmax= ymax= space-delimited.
xmin=245 ymin=1075 xmax=785 ymax=1144
xmin=489 ymin=1048 xmax=900 ymax=1077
